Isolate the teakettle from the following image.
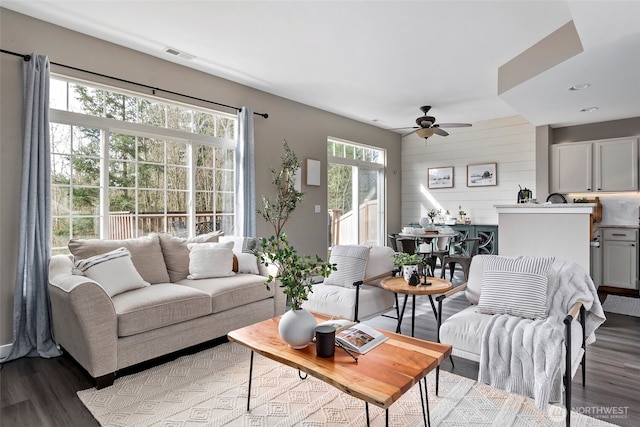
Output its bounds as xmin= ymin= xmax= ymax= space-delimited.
xmin=517 ymin=185 xmax=532 ymax=203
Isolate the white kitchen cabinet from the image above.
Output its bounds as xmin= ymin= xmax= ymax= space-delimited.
xmin=601 ymin=228 xmax=638 ymax=290
xmin=551 ymin=138 xmax=638 ymax=193
xmin=594 ymin=138 xmax=638 ymax=191
xmin=551 ymin=142 xmax=592 ymax=192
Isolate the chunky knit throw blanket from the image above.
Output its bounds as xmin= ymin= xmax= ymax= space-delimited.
xmin=478 ymin=260 xmax=606 ymax=410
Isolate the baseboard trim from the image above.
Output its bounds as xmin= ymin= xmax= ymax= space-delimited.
xmin=0 ymin=343 xmax=13 ymax=359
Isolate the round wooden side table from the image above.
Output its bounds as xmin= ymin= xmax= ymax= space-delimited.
xmin=381 ymin=276 xmax=453 ymax=337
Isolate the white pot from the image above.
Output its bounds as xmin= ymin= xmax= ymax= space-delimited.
xmin=402 ymin=265 xmax=419 ymax=282
xmin=278 ymin=308 xmax=317 ymax=349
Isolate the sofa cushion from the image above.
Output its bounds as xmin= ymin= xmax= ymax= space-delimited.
xmin=476 ymin=255 xmax=555 ymax=320
xmin=302 ymin=282 xmax=395 ymax=321
xmin=111 ymin=283 xmax=212 ymax=337
xmin=69 ymin=234 xmax=170 ymax=284
xmin=187 ymin=241 xmax=235 ymax=279
xmin=324 ymin=245 xmax=370 ymax=287
xmin=440 ymin=305 xmax=585 ymax=371
xmin=157 ymin=231 xmax=223 ymax=282
xmin=178 ymin=274 xmax=272 ymax=314
xmin=74 ymin=247 xmax=149 ymax=297
xmin=439 ymin=305 xmax=494 ymax=357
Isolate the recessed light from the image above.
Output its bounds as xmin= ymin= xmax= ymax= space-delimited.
xmin=371 ymin=119 xmax=384 ymax=123
xmin=569 ymin=84 xmax=591 ymax=91
xmin=580 ymin=107 xmax=599 ymax=113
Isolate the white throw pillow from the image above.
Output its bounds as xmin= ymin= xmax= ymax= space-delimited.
xmin=476 ymin=255 xmax=555 ymax=320
xmin=324 ymin=245 xmax=371 ymax=288
xmin=73 ymin=247 xmax=150 ymax=297
xmin=187 ymin=241 xmax=235 ymax=279
xmin=235 ymin=252 xmax=260 ymax=274
xmin=218 ymin=236 xmax=260 ymax=274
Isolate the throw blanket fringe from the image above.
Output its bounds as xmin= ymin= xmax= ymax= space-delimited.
xmin=478 ymin=260 xmax=606 ymax=410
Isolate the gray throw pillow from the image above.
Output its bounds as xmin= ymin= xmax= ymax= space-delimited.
xmin=476 ymin=255 xmax=555 ymax=320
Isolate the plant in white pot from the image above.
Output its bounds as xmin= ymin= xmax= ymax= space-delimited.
xmin=257 ymin=141 xmax=335 ymax=349
xmin=393 ymin=252 xmax=422 ymax=283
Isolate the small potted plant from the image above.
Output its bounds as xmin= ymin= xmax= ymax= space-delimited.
xmin=393 ymin=252 xmax=422 ymax=282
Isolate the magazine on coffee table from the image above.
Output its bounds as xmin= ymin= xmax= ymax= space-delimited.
xmin=316 ymin=318 xmax=357 ymax=334
xmin=335 ymin=323 xmax=388 ymax=354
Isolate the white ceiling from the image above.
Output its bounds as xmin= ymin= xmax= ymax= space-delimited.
xmin=3 ymin=1 xmax=640 ymax=134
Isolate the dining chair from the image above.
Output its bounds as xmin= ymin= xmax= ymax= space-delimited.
xmin=387 ymin=233 xmax=399 ymax=252
xmin=440 ymin=237 xmax=481 ymax=282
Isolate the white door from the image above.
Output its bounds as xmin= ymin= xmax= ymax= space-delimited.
xmin=602 ymin=240 xmax=638 ymax=289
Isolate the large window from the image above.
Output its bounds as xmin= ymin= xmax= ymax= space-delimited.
xmin=327 ymin=138 xmax=385 ymax=246
xmin=50 ymin=77 xmax=237 ymax=253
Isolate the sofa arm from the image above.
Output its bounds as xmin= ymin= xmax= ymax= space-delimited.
xmin=48 ymin=255 xmax=118 ymax=379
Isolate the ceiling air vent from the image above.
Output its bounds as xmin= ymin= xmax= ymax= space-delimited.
xmin=163 ymin=47 xmax=195 ymax=60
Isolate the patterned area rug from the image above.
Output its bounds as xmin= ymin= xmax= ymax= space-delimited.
xmin=78 ymin=342 xmax=613 ymax=427
xmin=601 ymin=295 xmax=640 ymax=317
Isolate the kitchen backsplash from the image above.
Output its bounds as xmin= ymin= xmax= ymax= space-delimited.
xmin=568 ymin=192 xmax=640 ymax=225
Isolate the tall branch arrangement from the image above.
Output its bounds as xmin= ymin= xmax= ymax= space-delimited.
xmin=256 ymin=141 xmax=335 ymax=310
xmin=257 ymin=140 xmax=303 ymax=238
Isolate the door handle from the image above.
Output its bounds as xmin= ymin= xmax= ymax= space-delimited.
xmin=612 ymin=233 xmax=626 ymax=236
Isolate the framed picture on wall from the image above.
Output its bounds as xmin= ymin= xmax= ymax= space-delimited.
xmin=467 ymin=163 xmax=497 ymax=187
xmin=428 ymin=166 xmax=454 ymax=189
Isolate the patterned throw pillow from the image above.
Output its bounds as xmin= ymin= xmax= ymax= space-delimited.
xmin=74 ymin=247 xmax=150 ymax=297
xmin=476 ymin=256 xmax=555 ymax=320
xmin=324 ymin=245 xmax=371 ymax=288
xmin=186 ymin=241 xmax=235 ymax=279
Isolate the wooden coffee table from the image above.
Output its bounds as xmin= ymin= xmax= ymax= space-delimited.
xmin=381 ymin=276 xmax=453 ymax=337
xmin=228 ymin=313 xmax=452 ymax=426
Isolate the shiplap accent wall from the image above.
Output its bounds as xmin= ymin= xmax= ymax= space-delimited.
xmin=401 ymin=115 xmax=536 ymax=227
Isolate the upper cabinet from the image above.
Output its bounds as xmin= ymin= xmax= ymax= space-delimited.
xmin=551 ymin=137 xmax=638 ymax=193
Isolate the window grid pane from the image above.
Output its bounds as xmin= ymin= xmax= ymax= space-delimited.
xmin=50 ymin=77 xmax=236 ymax=251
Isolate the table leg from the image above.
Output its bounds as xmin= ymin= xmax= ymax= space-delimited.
xmin=428 ymin=295 xmax=438 ymax=321
xmin=419 ymin=376 xmax=427 ymax=426
xmin=397 ymin=294 xmax=408 ymax=334
xmin=246 ymin=351 xmax=254 ymax=411
xmin=365 ymin=402 xmax=370 ymax=426
xmin=411 ymin=294 xmax=416 ymax=337
xmin=424 ymin=378 xmax=431 ymax=427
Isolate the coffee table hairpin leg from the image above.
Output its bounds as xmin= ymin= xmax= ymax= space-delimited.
xmin=364 ymin=380 xmax=430 ymax=427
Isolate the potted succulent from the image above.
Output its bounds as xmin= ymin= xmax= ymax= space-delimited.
xmin=257 ymin=141 xmax=335 ymax=348
xmin=393 ymin=252 xmax=422 ymax=282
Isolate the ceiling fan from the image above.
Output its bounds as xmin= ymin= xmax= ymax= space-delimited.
xmin=394 ymin=106 xmax=472 ymax=139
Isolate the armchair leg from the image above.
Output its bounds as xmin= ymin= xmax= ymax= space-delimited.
xmin=565 ymin=317 xmax=572 ymax=427
xmin=580 ymin=305 xmax=586 ymax=387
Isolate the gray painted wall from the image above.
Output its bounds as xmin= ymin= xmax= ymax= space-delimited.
xmin=0 ymin=8 xmax=402 ymax=347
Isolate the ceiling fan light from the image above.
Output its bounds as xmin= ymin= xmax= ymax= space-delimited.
xmin=416 ymin=128 xmax=436 ymax=138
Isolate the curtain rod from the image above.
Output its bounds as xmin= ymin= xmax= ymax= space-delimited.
xmin=1 ymin=48 xmax=269 ymax=118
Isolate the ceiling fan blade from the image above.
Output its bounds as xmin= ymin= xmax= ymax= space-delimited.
xmin=434 ymin=127 xmax=449 ymax=137
xmin=436 ymin=123 xmax=472 ymax=128
xmin=387 ymin=126 xmax=418 ymax=131
xmin=402 ymin=129 xmax=419 ymax=137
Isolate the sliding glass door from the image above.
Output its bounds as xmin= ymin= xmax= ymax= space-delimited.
xmin=327 ymin=139 xmax=385 ymax=247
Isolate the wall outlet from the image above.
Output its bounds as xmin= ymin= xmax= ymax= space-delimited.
xmin=314 ymin=204 xmax=321 ymax=213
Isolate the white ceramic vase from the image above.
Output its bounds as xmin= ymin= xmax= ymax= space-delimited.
xmin=402 ymin=265 xmax=419 ymax=282
xmin=278 ymin=308 xmax=317 ymax=349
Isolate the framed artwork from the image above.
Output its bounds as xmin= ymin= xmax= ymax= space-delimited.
xmin=306 ymin=159 xmax=321 ymax=186
xmin=467 ymin=163 xmax=497 ymax=187
xmin=428 ymin=166 xmax=454 ymax=189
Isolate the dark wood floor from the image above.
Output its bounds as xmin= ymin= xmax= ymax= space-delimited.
xmin=1 ymin=277 xmax=639 ymax=427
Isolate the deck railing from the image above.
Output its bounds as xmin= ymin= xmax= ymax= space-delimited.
xmin=108 ymin=211 xmax=225 ymax=239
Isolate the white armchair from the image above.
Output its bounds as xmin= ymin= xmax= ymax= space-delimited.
xmin=435 ymin=255 xmax=606 ymax=427
xmin=302 ymin=245 xmax=396 ymax=322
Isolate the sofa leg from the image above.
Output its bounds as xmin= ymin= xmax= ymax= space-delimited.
xmin=95 ymin=373 xmax=115 ymax=389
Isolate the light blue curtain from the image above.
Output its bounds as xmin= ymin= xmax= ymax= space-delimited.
xmin=3 ymin=53 xmax=61 ymax=362
xmin=235 ymin=107 xmax=256 ymax=237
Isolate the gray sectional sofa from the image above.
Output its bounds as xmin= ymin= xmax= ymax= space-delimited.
xmin=48 ymin=233 xmax=285 ymax=388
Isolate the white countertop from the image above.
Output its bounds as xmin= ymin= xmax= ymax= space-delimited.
xmin=495 ymin=203 xmax=595 ymax=214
